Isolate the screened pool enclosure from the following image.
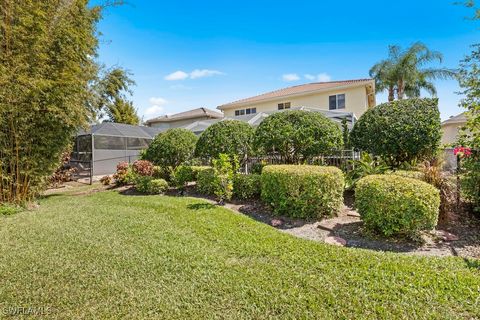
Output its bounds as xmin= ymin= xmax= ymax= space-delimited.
xmin=71 ymin=123 xmax=162 ymax=177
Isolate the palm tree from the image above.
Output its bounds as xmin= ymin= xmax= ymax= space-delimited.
xmin=370 ymin=42 xmax=456 ymax=101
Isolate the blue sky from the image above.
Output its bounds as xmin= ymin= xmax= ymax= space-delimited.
xmin=94 ymin=0 xmax=479 ymax=121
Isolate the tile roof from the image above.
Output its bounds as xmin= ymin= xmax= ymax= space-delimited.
xmin=218 ymin=79 xmax=374 ymax=109
xmin=442 ymin=112 xmax=467 ymax=125
xmin=145 ymin=107 xmax=224 ymax=124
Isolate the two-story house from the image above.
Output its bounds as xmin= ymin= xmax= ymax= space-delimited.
xmin=217 ymin=79 xmax=376 ymax=119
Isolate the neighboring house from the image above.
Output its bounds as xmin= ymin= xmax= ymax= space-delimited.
xmin=441 ymin=112 xmax=467 ymax=145
xmin=217 ymin=79 xmax=376 ymax=119
xmin=184 ymin=107 xmax=357 ymax=135
xmin=145 ymin=107 xmax=224 ymax=130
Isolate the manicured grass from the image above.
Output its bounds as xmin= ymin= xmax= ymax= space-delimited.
xmin=0 ymin=187 xmax=479 ymax=319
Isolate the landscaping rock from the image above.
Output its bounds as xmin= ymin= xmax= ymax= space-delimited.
xmin=271 ymin=219 xmax=284 ymax=227
xmin=324 ymin=236 xmax=347 ymax=246
xmin=436 ymin=230 xmax=459 ymax=242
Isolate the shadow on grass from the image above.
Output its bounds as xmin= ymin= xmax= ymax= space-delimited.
xmin=187 ymin=203 xmax=216 ymax=210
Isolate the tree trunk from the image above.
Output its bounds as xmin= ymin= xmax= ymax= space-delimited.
xmin=397 ymin=79 xmax=405 ymax=100
xmin=388 ymin=85 xmax=395 ymax=102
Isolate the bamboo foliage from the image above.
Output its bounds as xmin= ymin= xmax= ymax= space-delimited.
xmin=0 ymin=0 xmax=101 ymax=203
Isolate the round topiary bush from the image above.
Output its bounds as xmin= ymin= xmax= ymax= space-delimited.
xmin=254 ymin=110 xmax=343 ymax=163
xmin=143 ymin=128 xmax=198 ymax=168
xmin=350 ymin=98 xmax=441 ymax=167
xmin=355 ymin=174 xmax=440 ymax=237
xmin=261 ymin=165 xmax=344 ymax=219
xmin=195 ymin=120 xmax=254 ymax=161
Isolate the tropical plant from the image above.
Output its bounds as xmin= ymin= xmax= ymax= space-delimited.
xmin=254 ymin=110 xmax=343 ymax=163
xmin=143 ymin=128 xmax=198 ymax=169
xmin=345 ymin=153 xmax=389 ymax=189
xmin=132 ymin=160 xmax=154 ymax=177
xmin=195 ymin=120 xmax=254 ymax=164
xmin=370 ymin=42 xmax=456 ymax=101
xmin=0 ymin=1 xmax=103 ymax=204
xmin=350 ymin=98 xmax=442 ymax=168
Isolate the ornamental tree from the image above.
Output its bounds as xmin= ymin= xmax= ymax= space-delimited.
xmin=195 ymin=120 xmax=254 ymax=163
xmin=254 ymin=110 xmax=343 ymax=163
xmin=143 ymin=128 xmax=197 ymax=169
xmin=350 ymin=98 xmax=441 ymax=168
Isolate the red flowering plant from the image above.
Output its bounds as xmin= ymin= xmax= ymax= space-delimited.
xmin=132 ymin=160 xmax=154 ymax=177
xmin=113 ymin=161 xmax=132 ymax=186
xmin=453 ymin=146 xmax=472 ymax=157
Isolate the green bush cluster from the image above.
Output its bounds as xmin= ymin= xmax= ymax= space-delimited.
xmin=135 ymin=176 xmax=169 ymax=194
xmin=143 ymin=128 xmax=198 ymax=169
xmin=195 ymin=120 xmax=254 ymax=162
xmin=233 ymin=174 xmax=261 ymax=200
xmin=388 ymin=170 xmax=425 ymax=181
xmin=355 ymin=175 xmax=440 ymax=237
xmin=261 ymin=165 xmax=344 ymax=219
xmin=255 ymin=110 xmax=343 ymax=163
xmin=350 ymin=98 xmax=441 ymax=167
xmin=196 ymin=168 xmax=216 ymax=195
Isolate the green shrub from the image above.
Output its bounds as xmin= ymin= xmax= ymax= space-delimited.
xmin=212 ymin=154 xmax=236 ymax=203
xmin=135 ymin=176 xmax=168 ymax=194
xmin=195 ymin=120 xmax=254 ymax=162
xmin=233 ymin=174 xmax=261 ymax=200
xmin=173 ymin=165 xmax=194 ymax=190
xmin=196 ymin=168 xmax=216 ymax=195
xmin=148 ymin=179 xmax=169 ymax=194
xmin=0 ymin=204 xmax=22 ymax=216
xmin=191 ymin=166 xmax=211 ymax=180
xmin=143 ymin=128 xmax=197 ymax=169
xmin=350 ymin=98 xmax=441 ymax=168
xmin=388 ymin=170 xmax=425 ymax=181
xmin=261 ymin=165 xmax=344 ymax=219
xmin=255 ymin=110 xmax=343 ymax=163
xmin=355 ymin=175 xmax=440 ymax=237
xmin=461 ymin=153 xmax=480 ymax=213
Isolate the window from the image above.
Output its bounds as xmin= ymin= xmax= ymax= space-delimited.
xmin=329 ymin=94 xmax=346 ymax=110
xmin=235 ymin=108 xmax=256 ymax=116
xmin=235 ymin=109 xmax=245 ymax=116
xmin=278 ymin=102 xmax=291 ymax=110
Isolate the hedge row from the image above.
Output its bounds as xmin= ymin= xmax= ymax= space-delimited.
xmin=355 ymin=175 xmax=440 ymax=237
xmin=261 ymin=165 xmax=344 ymax=219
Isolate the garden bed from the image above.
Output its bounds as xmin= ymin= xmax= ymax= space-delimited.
xmin=175 ymin=186 xmax=480 ymax=259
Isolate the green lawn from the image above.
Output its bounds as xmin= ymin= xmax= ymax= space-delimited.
xmin=0 ymin=187 xmax=479 ymax=319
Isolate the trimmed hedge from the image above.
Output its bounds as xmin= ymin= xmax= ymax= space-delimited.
xmin=233 ymin=174 xmax=261 ymax=200
xmin=135 ymin=176 xmax=169 ymax=194
xmin=388 ymin=170 xmax=425 ymax=181
xmin=261 ymin=165 xmax=344 ymax=219
xmin=350 ymin=98 xmax=441 ymax=167
xmin=254 ymin=110 xmax=343 ymax=163
xmin=196 ymin=167 xmax=216 ymax=195
xmin=355 ymin=175 xmax=440 ymax=237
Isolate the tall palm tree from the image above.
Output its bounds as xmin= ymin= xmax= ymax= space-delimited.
xmin=370 ymin=42 xmax=456 ymax=101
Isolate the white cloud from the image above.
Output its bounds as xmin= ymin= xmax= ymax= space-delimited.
xmin=149 ymin=97 xmax=168 ymax=106
xmin=164 ymin=71 xmax=189 ymax=81
xmin=164 ymin=69 xmax=224 ymax=81
xmin=304 ymin=73 xmax=332 ymax=82
xmin=282 ymin=73 xmax=300 ymax=82
xmin=144 ymin=105 xmax=165 ymax=117
xmin=190 ymin=69 xmax=224 ymax=79
xmin=144 ymin=97 xmax=168 ymax=118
